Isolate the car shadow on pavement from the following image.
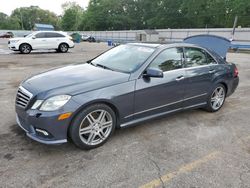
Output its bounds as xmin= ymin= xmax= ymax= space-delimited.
xmin=4 ymin=109 xmax=207 ymax=155
xmin=11 ymin=50 xmax=73 ymax=55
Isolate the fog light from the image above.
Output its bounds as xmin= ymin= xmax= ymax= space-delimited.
xmin=35 ymin=128 xmax=49 ymax=136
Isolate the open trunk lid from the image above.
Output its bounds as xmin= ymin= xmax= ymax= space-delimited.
xmin=184 ymin=35 xmax=231 ymax=59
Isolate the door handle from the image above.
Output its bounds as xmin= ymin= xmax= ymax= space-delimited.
xmin=176 ymin=76 xmax=185 ymax=81
xmin=209 ymin=69 xmax=216 ymax=74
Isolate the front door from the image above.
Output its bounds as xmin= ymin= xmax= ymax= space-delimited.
xmin=31 ymin=32 xmax=47 ymax=49
xmin=133 ymin=47 xmax=187 ymax=120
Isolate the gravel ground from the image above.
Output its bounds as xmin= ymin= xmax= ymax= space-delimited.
xmin=0 ymin=38 xmax=250 ymax=188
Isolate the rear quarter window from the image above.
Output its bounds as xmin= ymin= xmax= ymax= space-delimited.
xmin=207 ymin=49 xmax=225 ymax=64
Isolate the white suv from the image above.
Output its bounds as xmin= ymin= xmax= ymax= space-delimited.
xmin=8 ymin=31 xmax=75 ymax=54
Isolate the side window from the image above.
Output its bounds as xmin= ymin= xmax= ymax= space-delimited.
xmin=35 ymin=33 xmax=45 ymax=38
xmin=184 ymin=47 xmax=217 ymax=67
xmin=207 ymin=53 xmax=217 ymax=64
xmin=149 ymin=48 xmax=183 ymax=72
xmin=45 ymin=32 xmax=65 ymax=38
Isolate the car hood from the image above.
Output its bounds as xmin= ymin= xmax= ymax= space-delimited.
xmin=9 ymin=37 xmax=25 ymax=41
xmin=22 ymin=63 xmax=130 ymax=97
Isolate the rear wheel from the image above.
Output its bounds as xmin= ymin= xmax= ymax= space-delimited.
xmin=205 ymin=84 xmax=226 ymax=112
xmin=70 ymin=104 xmax=116 ymax=150
xmin=20 ymin=44 xmax=31 ymax=54
xmin=58 ymin=43 xmax=69 ymax=53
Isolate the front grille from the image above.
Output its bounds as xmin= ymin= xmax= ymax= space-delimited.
xmin=16 ymin=86 xmax=33 ymax=108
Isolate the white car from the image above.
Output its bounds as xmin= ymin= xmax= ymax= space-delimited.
xmin=8 ymin=31 xmax=75 ymax=54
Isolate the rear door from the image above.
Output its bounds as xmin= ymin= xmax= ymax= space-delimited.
xmin=133 ymin=47 xmax=187 ymax=119
xmin=183 ymin=47 xmax=218 ymax=107
xmin=45 ymin=32 xmax=65 ymax=49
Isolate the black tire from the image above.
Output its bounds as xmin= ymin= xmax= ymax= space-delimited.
xmin=19 ymin=43 xmax=31 ymax=54
xmin=69 ymin=104 xmax=116 ymax=150
xmin=205 ymin=84 xmax=226 ymax=112
xmin=58 ymin=43 xmax=69 ymax=53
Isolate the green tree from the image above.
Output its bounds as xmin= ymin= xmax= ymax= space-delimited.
xmin=0 ymin=12 xmax=21 ymax=29
xmin=61 ymin=2 xmax=84 ymax=31
xmin=1 ymin=0 xmax=250 ymax=31
xmin=11 ymin=6 xmax=60 ymax=30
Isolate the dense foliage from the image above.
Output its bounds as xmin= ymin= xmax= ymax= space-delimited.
xmin=0 ymin=0 xmax=249 ymax=31
xmin=0 ymin=6 xmax=60 ymax=30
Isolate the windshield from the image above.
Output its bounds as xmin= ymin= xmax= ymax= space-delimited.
xmin=25 ymin=33 xmax=34 ymax=38
xmin=91 ymin=44 xmax=155 ymax=73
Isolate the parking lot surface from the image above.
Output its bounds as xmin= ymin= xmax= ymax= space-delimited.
xmin=0 ymin=38 xmax=250 ymax=188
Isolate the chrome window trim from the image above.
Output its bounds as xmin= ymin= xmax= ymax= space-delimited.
xmin=136 ymin=45 xmax=219 ymax=80
xmin=125 ymin=93 xmax=207 ymax=119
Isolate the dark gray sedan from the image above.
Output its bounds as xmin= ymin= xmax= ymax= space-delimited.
xmin=16 ymin=43 xmax=239 ymax=149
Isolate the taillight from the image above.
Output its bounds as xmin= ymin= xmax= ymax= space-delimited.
xmin=234 ymin=67 xmax=239 ymax=77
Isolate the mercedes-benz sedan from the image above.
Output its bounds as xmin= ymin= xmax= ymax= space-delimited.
xmin=15 ymin=43 xmax=239 ymax=149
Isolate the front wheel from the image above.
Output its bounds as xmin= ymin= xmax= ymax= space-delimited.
xmin=205 ymin=84 xmax=226 ymax=112
xmin=69 ymin=104 xmax=116 ymax=150
xmin=20 ymin=44 xmax=31 ymax=54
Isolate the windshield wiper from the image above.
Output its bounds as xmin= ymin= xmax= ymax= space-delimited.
xmin=95 ymin=63 xmax=114 ymax=71
xmin=87 ymin=61 xmax=95 ymax=66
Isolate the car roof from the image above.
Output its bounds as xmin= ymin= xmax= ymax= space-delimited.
xmin=128 ymin=43 xmax=162 ymax=48
xmin=32 ymin=31 xmax=66 ymax=34
xmin=30 ymin=31 xmax=68 ymax=36
xmin=128 ymin=42 xmax=202 ymax=49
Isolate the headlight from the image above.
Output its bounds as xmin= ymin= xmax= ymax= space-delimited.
xmin=39 ymin=95 xmax=71 ymax=111
xmin=11 ymin=40 xmax=19 ymax=43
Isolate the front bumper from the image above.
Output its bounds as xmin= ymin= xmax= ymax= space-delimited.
xmin=16 ymin=114 xmax=67 ymax=144
xmin=69 ymin=42 xmax=75 ymax=48
xmin=8 ymin=43 xmax=19 ymax=51
xmin=15 ymin=98 xmax=80 ymax=145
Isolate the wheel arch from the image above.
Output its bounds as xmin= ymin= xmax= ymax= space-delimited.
xmin=211 ymin=75 xmax=229 ymax=96
xmin=216 ymin=81 xmax=228 ymax=96
xmin=19 ymin=43 xmax=32 ymax=50
xmin=58 ymin=42 xmax=69 ymax=48
xmin=67 ymin=100 xmax=121 ymax=138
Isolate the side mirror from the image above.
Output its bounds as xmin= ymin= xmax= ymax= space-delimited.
xmin=32 ymin=36 xmax=36 ymax=39
xmin=143 ymin=67 xmax=163 ymax=78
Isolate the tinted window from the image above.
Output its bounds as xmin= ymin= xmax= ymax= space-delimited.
xmin=35 ymin=33 xmax=46 ymax=38
xmin=45 ymin=32 xmax=65 ymax=38
xmin=184 ymin=47 xmax=217 ymax=67
xmin=207 ymin=52 xmax=218 ymax=64
xmin=149 ymin=48 xmax=183 ymax=72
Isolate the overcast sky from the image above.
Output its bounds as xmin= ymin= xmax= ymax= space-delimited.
xmin=0 ymin=0 xmax=90 ymax=16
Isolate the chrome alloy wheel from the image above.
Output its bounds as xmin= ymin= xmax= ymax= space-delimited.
xmin=79 ymin=110 xmax=113 ymax=146
xmin=21 ymin=44 xmax=31 ymax=54
xmin=211 ymin=86 xmax=225 ymax=110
